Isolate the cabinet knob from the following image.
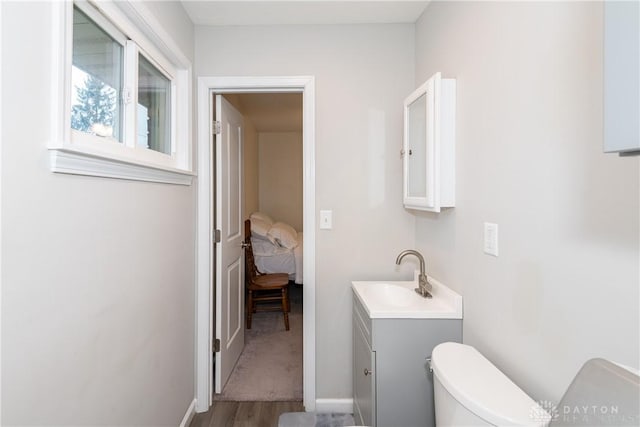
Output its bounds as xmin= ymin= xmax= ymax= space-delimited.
xmin=364 ymin=368 xmax=373 ymax=376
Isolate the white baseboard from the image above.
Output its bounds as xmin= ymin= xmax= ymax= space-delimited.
xmin=314 ymin=398 xmax=353 ymax=414
xmin=179 ymin=398 xmax=197 ymax=427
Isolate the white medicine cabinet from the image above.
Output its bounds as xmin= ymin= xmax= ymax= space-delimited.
xmin=402 ymin=72 xmax=456 ymax=212
xmin=604 ymin=1 xmax=640 ymax=155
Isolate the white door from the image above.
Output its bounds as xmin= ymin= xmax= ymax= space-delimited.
xmin=215 ymin=94 xmax=245 ymax=393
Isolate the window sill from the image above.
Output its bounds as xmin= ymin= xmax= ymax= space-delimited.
xmin=49 ymin=148 xmax=194 ymax=185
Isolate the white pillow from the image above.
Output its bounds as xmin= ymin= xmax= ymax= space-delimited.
xmin=267 ymin=222 xmax=298 ymax=249
xmin=250 ymin=211 xmax=274 ymax=226
xmin=250 ymin=218 xmax=272 ymax=240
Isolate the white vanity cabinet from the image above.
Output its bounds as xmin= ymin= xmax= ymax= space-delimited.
xmin=352 ymin=291 xmax=462 ymax=427
xmin=403 ymin=72 xmax=456 ymax=212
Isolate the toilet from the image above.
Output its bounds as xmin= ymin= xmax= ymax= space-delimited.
xmin=431 ymin=342 xmax=551 ymax=427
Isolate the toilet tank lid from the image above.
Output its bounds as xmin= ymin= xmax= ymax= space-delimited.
xmin=432 ymin=342 xmax=551 ymax=427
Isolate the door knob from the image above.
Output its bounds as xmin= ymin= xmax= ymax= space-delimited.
xmin=364 ymin=368 xmax=373 ymax=376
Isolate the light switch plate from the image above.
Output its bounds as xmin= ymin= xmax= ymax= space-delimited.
xmin=320 ymin=210 xmax=332 ymax=230
xmin=484 ymin=222 xmax=499 ymax=256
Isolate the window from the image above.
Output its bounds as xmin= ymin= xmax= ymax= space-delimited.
xmin=71 ymin=5 xmax=124 ymax=143
xmin=49 ymin=1 xmax=193 ymax=185
xmin=137 ymin=53 xmax=171 ymax=154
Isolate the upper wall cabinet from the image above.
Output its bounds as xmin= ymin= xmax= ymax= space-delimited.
xmin=604 ymin=1 xmax=640 ymax=156
xmin=403 ymin=72 xmax=456 ymax=212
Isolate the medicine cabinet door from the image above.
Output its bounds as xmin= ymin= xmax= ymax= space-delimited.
xmin=403 ymin=77 xmax=436 ymax=210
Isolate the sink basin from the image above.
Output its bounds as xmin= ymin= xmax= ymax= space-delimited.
xmin=360 ymin=283 xmax=417 ymax=307
xmin=352 ymin=273 xmax=463 ymax=319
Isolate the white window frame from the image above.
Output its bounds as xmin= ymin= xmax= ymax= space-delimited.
xmin=49 ymin=0 xmax=193 ymax=185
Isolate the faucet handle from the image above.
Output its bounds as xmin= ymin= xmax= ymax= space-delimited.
xmin=414 ymin=286 xmax=433 ymax=299
xmin=419 ymin=272 xmax=430 ymax=286
xmin=413 ymin=269 xmax=421 ymax=283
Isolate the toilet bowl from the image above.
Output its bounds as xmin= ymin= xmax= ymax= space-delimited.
xmin=431 ymin=342 xmax=551 ymax=427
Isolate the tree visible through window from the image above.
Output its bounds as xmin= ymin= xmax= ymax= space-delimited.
xmin=71 ymin=5 xmax=123 ymax=141
xmin=71 ymin=71 xmax=118 ymax=137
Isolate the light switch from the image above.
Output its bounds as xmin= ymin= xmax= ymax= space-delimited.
xmin=484 ymin=222 xmax=499 ymax=257
xmin=320 ymin=210 xmax=332 ymax=230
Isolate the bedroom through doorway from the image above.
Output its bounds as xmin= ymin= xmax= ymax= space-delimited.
xmin=214 ymin=92 xmax=304 ymax=402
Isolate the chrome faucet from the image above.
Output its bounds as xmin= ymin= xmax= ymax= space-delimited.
xmin=395 ymin=249 xmax=432 ymax=298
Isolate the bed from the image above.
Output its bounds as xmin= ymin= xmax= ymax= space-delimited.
xmin=249 ymin=213 xmax=303 ymax=285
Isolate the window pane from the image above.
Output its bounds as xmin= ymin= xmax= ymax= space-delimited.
xmin=71 ymin=6 xmax=123 ymax=141
xmin=138 ymin=55 xmax=171 ymax=154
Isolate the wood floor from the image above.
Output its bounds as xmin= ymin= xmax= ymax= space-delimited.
xmin=189 ymin=401 xmax=304 ymax=427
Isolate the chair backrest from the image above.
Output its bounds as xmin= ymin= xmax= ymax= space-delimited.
xmin=244 ymin=219 xmax=259 ymax=284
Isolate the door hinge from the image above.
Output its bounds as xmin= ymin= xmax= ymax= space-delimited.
xmin=213 ymin=229 xmax=221 ymax=243
xmin=214 ymin=339 xmax=221 ymax=353
xmin=212 ymin=121 xmax=221 ymax=135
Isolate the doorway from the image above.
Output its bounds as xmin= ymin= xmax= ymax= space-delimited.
xmin=216 ymin=92 xmax=303 ymax=401
xmin=196 ymin=76 xmax=316 ymax=413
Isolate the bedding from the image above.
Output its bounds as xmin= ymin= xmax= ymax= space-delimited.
xmin=267 ymin=222 xmax=298 ymax=249
xmin=250 ymin=211 xmax=274 ymax=225
xmin=250 ymin=217 xmax=274 ymax=242
xmin=251 ymin=217 xmax=303 ymax=285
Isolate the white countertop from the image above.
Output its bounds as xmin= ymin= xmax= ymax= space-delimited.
xmin=352 ymin=271 xmax=463 ymax=319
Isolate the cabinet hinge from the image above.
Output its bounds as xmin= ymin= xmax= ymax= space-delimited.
xmin=214 ymin=339 xmax=221 ymax=353
xmin=212 ymin=121 xmax=221 ymax=135
xmin=213 ymin=229 xmax=221 ymax=243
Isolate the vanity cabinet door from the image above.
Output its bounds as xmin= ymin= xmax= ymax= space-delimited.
xmin=353 ymin=317 xmax=376 ymax=427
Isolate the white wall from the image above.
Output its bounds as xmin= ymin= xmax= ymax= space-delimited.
xmin=195 ymin=24 xmax=416 ymax=399
xmin=143 ymin=1 xmax=195 ymax=61
xmin=1 ymin=2 xmax=197 ymax=424
xmin=414 ymin=1 xmax=639 ymax=403
xmin=258 ymin=132 xmax=303 ymax=231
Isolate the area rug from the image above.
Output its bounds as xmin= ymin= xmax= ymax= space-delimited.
xmin=278 ymin=412 xmax=356 ymax=427
xmin=215 ymin=286 xmax=303 ymax=401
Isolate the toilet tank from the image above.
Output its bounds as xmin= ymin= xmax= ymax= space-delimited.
xmin=550 ymin=358 xmax=639 ymax=426
xmin=431 ymin=342 xmax=550 ymax=427
xmin=433 ymin=374 xmax=493 ymax=426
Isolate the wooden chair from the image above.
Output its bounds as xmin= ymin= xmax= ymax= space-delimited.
xmin=244 ymin=220 xmax=290 ymax=331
